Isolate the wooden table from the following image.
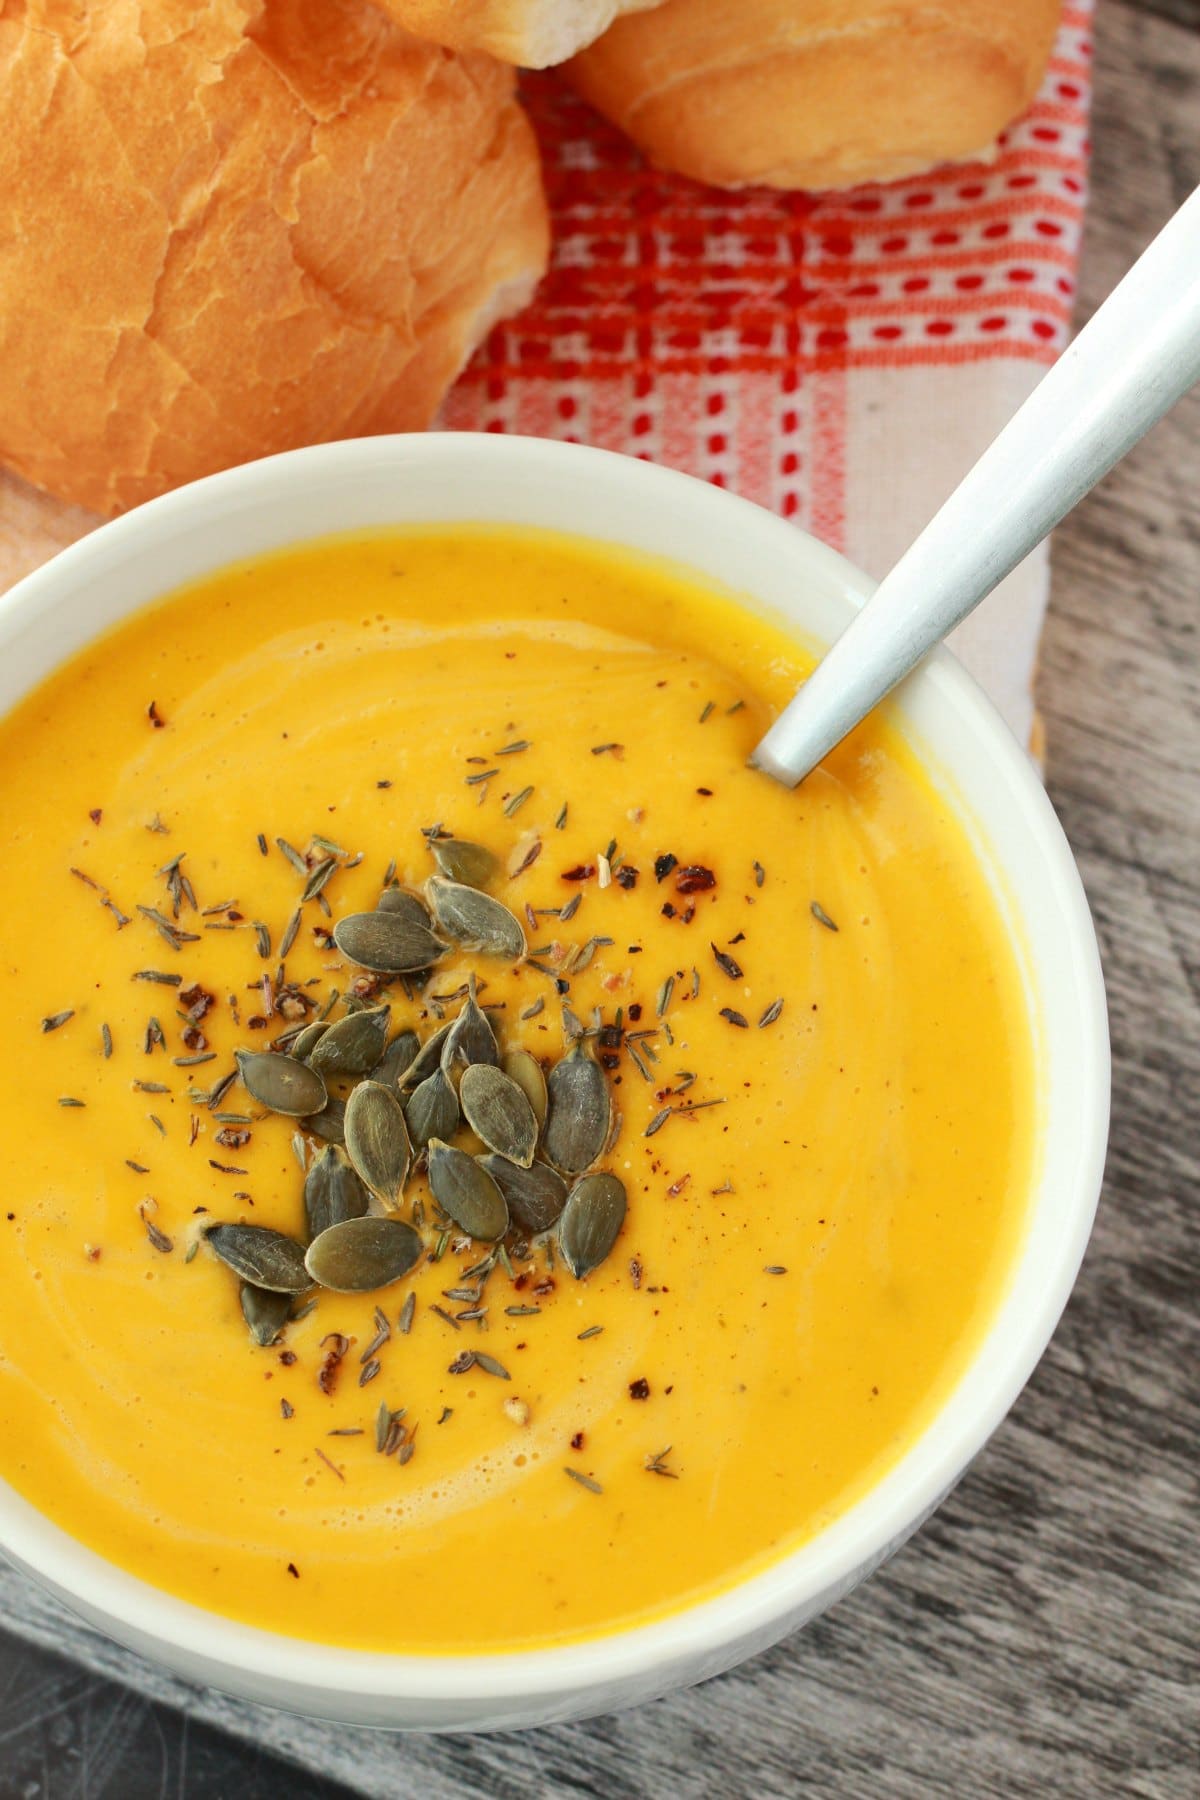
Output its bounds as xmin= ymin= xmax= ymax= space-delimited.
xmin=0 ymin=4 xmax=1195 ymax=1794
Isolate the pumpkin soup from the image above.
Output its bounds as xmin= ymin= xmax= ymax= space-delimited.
xmin=0 ymin=528 xmax=1034 ymax=1652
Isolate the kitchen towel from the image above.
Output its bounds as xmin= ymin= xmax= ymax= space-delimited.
xmin=0 ymin=3 xmax=1093 ymax=755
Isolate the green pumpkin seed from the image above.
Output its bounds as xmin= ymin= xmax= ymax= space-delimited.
xmin=442 ymin=977 xmax=499 ymax=1075
xmin=236 ymin=1051 xmax=327 ymax=1119
xmin=377 ymin=887 xmax=432 ymax=927
xmin=333 ymin=911 xmax=446 ymax=974
xmin=301 ymin=1095 xmax=346 ymax=1145
xmin=425 ymin=877 xmax=526 ymax=960
xmin=501 ymin=1047 xmax=548 ymax=1130
xmin=289 ymin=1020 xmax=329 ymax=1062
xmin=309 ymin=1005 xmax=390 ymax=1077
xmin=459 ymin=1064 xmax=538 ymax=1168
xmin=479 ymin=1154 xmax=567 ymax=1235
xmin=429 ymin=837 xmax=498 ymax=889
xmin=543 ymin=1041 xmax=611 ymax=1175
xmin=240 ymin=1282 xmax=292 ymax=1346
xmin=400 ymin=1020 xmax=453 ymax=1089
xmin=558 ymin=1172 xmax=627 ymax=1279
xmin=304 ymin=1144 xmax=370 ymax=1239
xmin=304 ymin=1216 xmax=423 ymax=1293
xmin=344 ymin=1081 xmax=412 ymax=1209
xmin=427 ymin=1139 xmax=508 ymax=1241
xmin=371 ymin=1029 xmax=421 ymax=1089
xmin=405 ymin=1065 xmax=460 ymax=1148
xmin=206 ymin=1223 xmax=310 ymax=1293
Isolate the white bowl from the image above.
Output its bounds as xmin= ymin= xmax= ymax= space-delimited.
xmin=0 ymin=435 xmax=1108 ymax=1731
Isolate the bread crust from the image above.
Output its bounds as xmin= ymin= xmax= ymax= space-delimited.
xmin=568 ymin=0 xmax=1062 ymax=189
xmin=374 ymin=0 xmax=665 ymax=69
xmin=0 ymin=0 xmax=549 ymax=513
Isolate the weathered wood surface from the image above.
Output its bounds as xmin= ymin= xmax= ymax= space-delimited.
xmin=0 ymin=4 xmax=1196 ymax=1795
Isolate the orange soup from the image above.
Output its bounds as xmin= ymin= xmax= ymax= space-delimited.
xmin=0 ymin=528 xmax=1034 ymax=1651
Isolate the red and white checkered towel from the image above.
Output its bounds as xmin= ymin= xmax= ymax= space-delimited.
xmin=1 ymin=2 xmax=1092 ymax=748
xmin=444 ymin=0 xmax=1094 ymax=748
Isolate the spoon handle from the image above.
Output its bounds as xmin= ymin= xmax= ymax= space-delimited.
xmin=752 ymin=184 xmax=1200 ymax=787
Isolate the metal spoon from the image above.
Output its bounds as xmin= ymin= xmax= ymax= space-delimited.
xmin=751 ymin=185 xmax=1200 ymax=787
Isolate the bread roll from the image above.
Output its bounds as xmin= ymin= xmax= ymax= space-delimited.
xmin=0 ymin=0 xmax=549 ymax=515
xmin=374 ymin=0 xmax=666 ymax=68
xmin=568 ymin=0 xmax=1062 ymax=190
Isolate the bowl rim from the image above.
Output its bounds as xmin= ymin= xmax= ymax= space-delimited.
xmin=0 ymin=433 xmax=1110 ymax=1706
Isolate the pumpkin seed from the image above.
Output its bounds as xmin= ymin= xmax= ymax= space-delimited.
xmin=301 ymin=1095 xmax=346 ymax=1145
xmin=459 ymin=1064 xmax=538 ymax=1168
xmin=304 ymin=1216 xmax=423 ymax=1293
xmin=501 ymin=1047 xmax=548 ymax=1129
xmin=377 ymin=886 xmax=432 ymax=927
xmin=371 ymin=1029 xmax=421 ymax=1089
xmin=425 ymin=877 xmax=526 ymax=960
xmin=304 ymin=1144 xmax=370 ymax=1238
xmin=478 ymin=1154 xmax=567 ymax=1235
xmin=240 ymin=1282 xmax=291 ymax=1346
xmin=441 ymin=977 xmax=499 ymax=1074
xmin=344 ymin=1081 xmax=412 ymax=1209
xmin=333 ymin=910 xmax=446 ymax=974
xmin=429 ymin=837 xmax=498 ymax=889
xmin=289 ymin=1020 xmax=329 ymax=1062
xmin=426 ymin=1139 xmax=508 ymax=1242
xmin=236 ymin=1051 xmax=327 ymax=1119
xmin=558 ymin=1173 xmax=627 ymax=1279
xmin=405 ymin=1064 xmax=460 ymax=1148
xmin=206 ymin=1223 xmax=310 ymax=1293
xmin=400 ymin=1020 xmax=453 ymax=1089
xmin=543 ymin=1041 xmax=611 ymax=1175
xmin=309 ymin=1005 xmax=390 ymax=1077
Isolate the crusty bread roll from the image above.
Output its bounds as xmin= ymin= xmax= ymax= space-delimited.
xmin=0 ymin=0 xmax=549 ymax=515
xmin=374 ymin=0 xmax=666 ymax=68
xmin=568 ymin=0 xmax=1062 ymax=190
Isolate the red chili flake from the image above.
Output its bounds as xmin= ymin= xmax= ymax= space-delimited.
xmin=630 ymin=1258 xmax=643 ymax=1290
xmin=661 ymin=902 xmax=677 ymax=919
xmin=532 ymin=1277 xmax=556 ymax=1298
xmin=147 ymin=701 xmax=166 ymax=729
xmin=286 ymin=1562 xmax=300 ymax=1578
xmin=600 ymin=1053 xmax=620 ymax=1071
xmin=215 ymin=1127 xmax=251 ymax=1150
xmin=347 ymin=975 xmax=387 ymax=1004
xmin=676 ymin=865 xmax=716 ymax=894
xmin=279 ymin=1351 xmax=297 ymax=1367
xmin=88 ymin=808 xmax=103 ymax=825
xmin=317 ymin=1334 xmax=350 ymax=1395
xmin=179 ymin=983 xmax=215 ymax=1022
xmin=628 ymin=1003 xmax=643 ymax=1022
xmin=561 ymin=864 xmax=595 ymax=882
xmin=696 ymin=788 xmax=713 ymax=797
xmin=615 ymin=866 xmax=639 ymax=890
xmin=654 ymin=853 xmax=678 ymax=883
xmin=570 ymin=1431 xmax=586 ymax=1451
xmin=181 ymin=1025 xmax=208 ymax=1052
xmin=629 ymin=1378 xmax=651 ymax=1400
xmin=246 ymin=1015 xmax=268 ymax=1031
